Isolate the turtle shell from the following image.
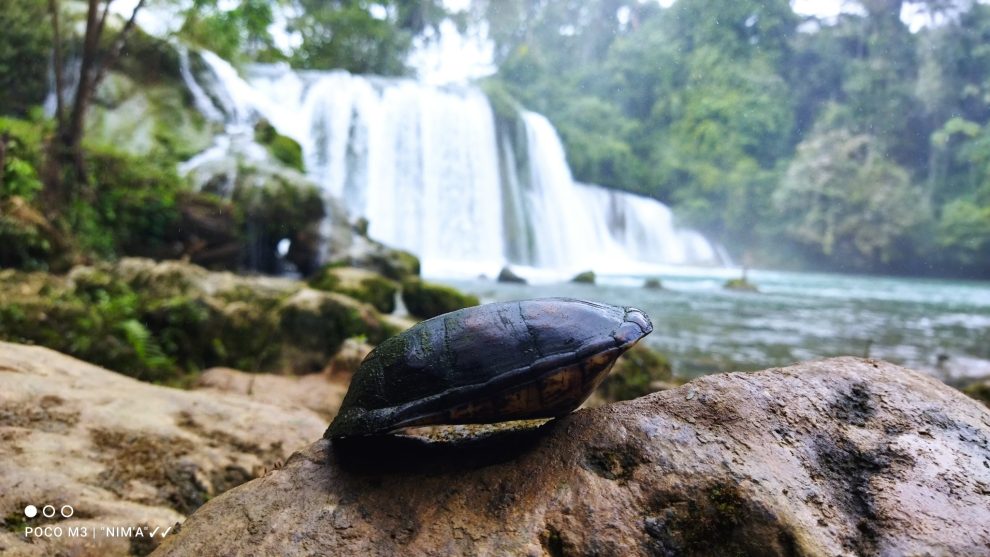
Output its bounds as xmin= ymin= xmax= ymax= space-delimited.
xmin=325 ymin=297 xmax=653 ymax=438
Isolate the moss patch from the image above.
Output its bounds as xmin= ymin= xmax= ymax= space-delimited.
xmin=254 ymin=120 xmax=304 ymax=172
xmin=599 ymin=344 xmax=674 ymax=402
xmin=309 ymin=266 xmax=399 ymax=314
xmin=400 ymin=278 xmax=479 ymax=319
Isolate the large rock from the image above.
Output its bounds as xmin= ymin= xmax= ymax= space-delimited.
xmin=0 ymin=342 xmax=326 ymax=557
xmin=155 ymin=358 xmax=990 ymax=556
xmin=195 ymin=367 xmax=348 ymax=420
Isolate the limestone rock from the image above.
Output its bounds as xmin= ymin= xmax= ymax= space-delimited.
xmin=194 ymin=367 xmax=348 ymax=420
xmin=0 ymin=342 xmax=325 ymax=557
xmin=156 ymin=358 xmax=990 ymax=557
xmin=400 ymin=277 xmax=480 ymax=319
xmin=309 ymin=266 xmax=400 ymax=314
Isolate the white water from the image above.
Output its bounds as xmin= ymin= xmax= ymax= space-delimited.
xmin=179 ymin=51 xmax=726 ymax=277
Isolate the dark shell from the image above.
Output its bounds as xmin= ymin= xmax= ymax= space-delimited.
xmin=325 ymin=297 xmax=653 ymax=438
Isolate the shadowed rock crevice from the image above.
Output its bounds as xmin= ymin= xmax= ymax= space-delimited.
xmin=642 ymin=483 xmax=799 ymax=557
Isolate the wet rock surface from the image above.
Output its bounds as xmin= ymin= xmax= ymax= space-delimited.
xmin=156 ymin=357 xmax=990 ymax=556
xmin=0 ymin=342 xmax=325 ymax=557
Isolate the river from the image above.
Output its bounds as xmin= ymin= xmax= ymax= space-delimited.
xmin=437 ymin=267 xmax=990 ymax=383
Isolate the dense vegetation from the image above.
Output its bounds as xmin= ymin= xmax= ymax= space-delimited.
xmin=2 ymin=0 xmax=990 ymax=278
xmin=479 ymin=0 xmax=990 ymax=277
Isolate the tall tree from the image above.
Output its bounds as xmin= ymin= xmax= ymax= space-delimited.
xmin=290 ymin=0 xmax=455 ymax=74
xmin=46 ymin=0 xmax=147 ymax=209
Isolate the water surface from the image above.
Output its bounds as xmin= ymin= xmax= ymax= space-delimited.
xmin=439 ymin=269 xmax=990 ymax=382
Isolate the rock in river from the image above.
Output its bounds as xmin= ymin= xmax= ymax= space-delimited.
xmin=155 ymin=357 xmax=990 ymax=556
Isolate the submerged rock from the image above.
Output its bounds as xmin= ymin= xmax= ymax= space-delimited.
xmin=496 ymin=266 xmax=527 ymax=284
xmin=643 ymin=277 xmax=663 ymax=290
xmin=156 ymin=358 xmax=990 ymax=556
xmin=724 ymin=275 xmax=759 ymax=292
xmin=571 ymin=270 xmax=596 ymax=284
xmin=309 ymin=266 xmax=400 ymax=314
xmin=0 ymin=342 xmax=325 ymax=557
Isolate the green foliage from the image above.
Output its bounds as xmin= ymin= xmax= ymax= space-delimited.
xmin=400 ymin=278 xmax=479 ymax=319
xmin=290 ymin=0 xmax=454 ymax=74
xmin=936 ymin=199 xmax=990 ymax=268
xmin=774 ymin=128 xmax=930 ymax=269
xmin=1 ymin=117 xmax=46 ymax=201
xmin=0 ymin=0 xmax=52 ymax=117
xmin=77 ymin=146 xmax=185 ymax=258
xmin=598 ymin=343 xmax=673 ymax=402
xmin=478 ymin=0 xmax=990 ymax=276
xmin=179 ymin=0 xmax=281 ymax=63
xmin=116 ymin=29 xmax=182 ymax=85
xmin=254 ymin=120 xmax=304 ymax=171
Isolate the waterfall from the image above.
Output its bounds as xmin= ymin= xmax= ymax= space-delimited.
xmin=180 ymin=51 xmax=725 ymax=277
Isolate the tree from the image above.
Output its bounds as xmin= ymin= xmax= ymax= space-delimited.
xmin=773 ymin=127 xmax=929 ymax=269
xmin=290 ymin=0 xmax=455 ymax=74
xmin=46 ymin=0 xmax=148 ymax=209
xmin=0 ymin=1 xmax=52 ymax=117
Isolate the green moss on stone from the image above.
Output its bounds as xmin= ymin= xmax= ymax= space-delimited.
xmin=599 ymin=343 xmax=673 ymax=402
xmin=571 ymin=270 xmax=596 ymax=284
xmin=309 ymin=266 xmax=399 ymax=314
xmin=401 ymin=278 xmax=479 ymax=319
xmin=254 ymin=120 xmax=304 ymax=172
xmin=963 ymin=380 xmax=990 ymax=408
xmin=723 ymin=277 xmax=759 ymax=292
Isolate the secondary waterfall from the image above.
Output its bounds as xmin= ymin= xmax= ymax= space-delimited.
xmin=180 ymin=52 xmax=725 ymax=277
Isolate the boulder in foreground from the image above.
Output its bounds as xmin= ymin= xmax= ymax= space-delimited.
xmin=155 ymin=358 xmax=990 ymax=556
xmin=0 ymin=342 xmax=325 ymax=557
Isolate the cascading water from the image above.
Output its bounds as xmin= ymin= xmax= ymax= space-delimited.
xmin=179 ymin=51 xmax=726 ymax=277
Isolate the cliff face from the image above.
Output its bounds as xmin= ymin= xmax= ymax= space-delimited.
xmin=155 ymin=357 xmax=990 ymax=557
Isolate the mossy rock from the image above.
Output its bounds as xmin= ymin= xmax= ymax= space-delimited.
xmin=643 ymin=278 xmax=663 ymax=290
xmin=276 ymin=289 xmax=387 ymax=373
xmin=254 ymin=120 xmax=304 ymax=172
xmin=0 ymin=259 xmax=403 ymax=381
xmin=400 ymin=278 xmax=479 ymax=320
xmin=115 ymin=258 xmax=209 ymax=298
xmin=309 ymin=266 xmax=399 ymax=314
xmin=963 ymin=379 xmax=990 ymax=408
xmin=232 ymin=164 xmax=325 ymax=274
xmin=598 ymin=343 xmax=674 ymax=402
xmin=724 ymin=277 xmax=759 ymax=292
xmin=571 ymin=270 xmax=596 ymax=284
xmin=369 ymin=248 xmax=421 ymax=281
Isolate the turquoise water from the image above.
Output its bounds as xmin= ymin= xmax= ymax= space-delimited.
xmin=439 ymin=269 xmax=990 ymax=382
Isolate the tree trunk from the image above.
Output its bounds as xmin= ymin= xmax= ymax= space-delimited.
xmin=45 ymin=0 xmax=145 ymax=210
xmin=0 ymin=132 xmax=9 ymax=187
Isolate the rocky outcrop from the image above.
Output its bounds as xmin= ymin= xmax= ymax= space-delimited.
xmin=400 ymin=277 xmax=480 ymax=319
xmin=156 ymin=358 xmax=990 ymax=556
xmin=0 ymin=258 xmax=401 ymax=380
xmin=309 ymin=266 xmax=400 ymax=314
xmin=0 ymin=342 xmax=326 ymax=557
